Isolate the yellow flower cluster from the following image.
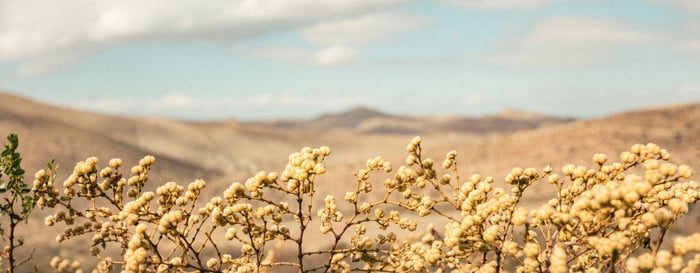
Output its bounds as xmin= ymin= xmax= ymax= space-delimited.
xmin=318 ymin=195 xmax=342 ymax=234
xmin=123 ymin=225 xmax=149 ymax=272
xmin=281 ymin=146 xmax=330 ymax=195
xmin=28 ymin=138 xmax=700 ymax=273
xmin=50 ymin=256 xmax=83 ymax=273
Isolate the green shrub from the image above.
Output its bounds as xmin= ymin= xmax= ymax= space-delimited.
xmin=5 ymin=134 xmax=700 ymax=272
xmin=0 ymin=133 xmax=38 ymax=273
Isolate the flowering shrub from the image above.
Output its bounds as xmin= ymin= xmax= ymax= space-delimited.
xmin=4 ymin=134 xmax=700 ymax=272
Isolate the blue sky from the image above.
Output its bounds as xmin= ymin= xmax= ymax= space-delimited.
xmin=1 ymin=0 xmax=699 ymax=121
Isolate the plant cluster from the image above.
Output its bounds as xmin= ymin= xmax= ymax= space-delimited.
xmin=0 ymin=134 xmax=37 ymax=273
xmin=2 ymin=133 xmax=700 ymax=273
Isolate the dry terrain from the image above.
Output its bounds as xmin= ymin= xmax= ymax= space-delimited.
xmin=1 ymin=92 xmax=699 ymax=270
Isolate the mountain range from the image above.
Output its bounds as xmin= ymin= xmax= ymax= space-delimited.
xmin=2 ymin=91 xmax=700 ymax=187
xmin=247 ymin=105 xmax=574 ymax=134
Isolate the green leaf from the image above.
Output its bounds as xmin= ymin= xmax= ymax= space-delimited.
xmin=6 ymin=134 xmax=18 ymax=149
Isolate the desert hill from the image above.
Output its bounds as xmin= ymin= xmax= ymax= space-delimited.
xmin=2 ymin=91 xmax=699 ymax=191
xmin=0 ymin=93 xmax=218 ymax=184
xmin=2 ymin=91 xmax=700 ymax=269
xmin=250 ymin=105 xmax=574 ymax=134
xmin=2 ymin=91 xmax=699 ymax=189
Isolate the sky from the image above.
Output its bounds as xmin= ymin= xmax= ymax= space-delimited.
xmin=1 ymin=0 xmax=700 ymax=121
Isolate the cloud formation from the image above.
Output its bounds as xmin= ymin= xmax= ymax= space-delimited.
xmin=249 ymin=45 xmax=359 ymax=66
xmin=674 ymin=21 xmax=700 ymax=57
xmin=487 ymin=16 xmax=655 ymax=68
xmin=247 ymin=12 xmax=427 ymax=66
xmin=0 ymin=0 xmax=410 ymax=76
xmin=678 ymin=82 xmax=700 ymax=95
xmin=299 ymin=13 xmax=427 ymax=46
xmin=656 ymin=0 xmax=700 ymax=13
xmin=66 ymin=92 xmax=373 ymax=120
xmin=445 ymin=0 xmax=552 ymax=10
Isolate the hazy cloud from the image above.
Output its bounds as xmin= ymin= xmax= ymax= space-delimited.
xmin=299 ymin=13 xmax=427 ymax=46
xmin=66 ymin=92 xmax=373 ymax=120
xmin=675 ymin=22 xmax=700 ymax=56
xmin=678 ymin=83 xmax=700 ymax=94
xmin=487 ymin=16 xmax=655 ymax=68
xmin=655 ymin=0 xmax=700 ymax=13
xmin=463 ymin=95 xmax=487 ymax=106
xmin=0 ymin=0 xmax=410 ymax=76
xmin=246 ymin=12 xmax=426 ymax=67
xmin=161 ymin=93 xmax=204 ymax=108
xmin=248 ymin=45 xmax=359 ymax=66
xmin=679 ymin=40 xmax=700 ymax=53
xmin=15 ymin=53 xmax=82 ymax=77
xmin=313 ymin=45 xmax=359 ymax=66
xmin=445 ymin=0 xmax=552 ymax=10
xmin=69 ymin=93 xmax=219 ymax=115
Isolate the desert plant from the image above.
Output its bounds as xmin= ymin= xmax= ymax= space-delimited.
xmin=0 ymin=133 xmax=38 ymax=273
xmin=16 ymin=134 xmax=700 ymax=272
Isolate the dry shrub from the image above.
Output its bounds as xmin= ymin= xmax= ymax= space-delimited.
xmin=5 ymin=135 xmax=698 ymax=272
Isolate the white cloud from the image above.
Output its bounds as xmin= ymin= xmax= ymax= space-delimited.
xmin=244 ymin=12 xmax=425 ymax=67
xmin=523 ymin=16 xmax=652 ymax=47
xmin=445 ymin=0 xmax=552 ymax=10
xmin=463 ymin=95 xmax=486 ymax=106
xmin=673 ymin=22 xmax=700 ymax=56
xmin=66 ymin=92 xmax=373 ymax=120
xmin=249 ymin=45 xmax=359 ymax=66
xmin=69 ymin=93 xmax=219 ymax=115
xmin=487 ymin=16 xmax=655 ymax=68
xmin=161 ymin=93 xmax=201 ymax=108
xmin=313 ymin=45 xmax=359 ymax=66
xmin=679 ymin=40 xmax=700 ymax=53
xmin=299 ymin=13 xmax=427 ymax=46
xmin=655 ymin=0 xmax=700 ymax=13
xmin=252 ymin=93 xmax=274 ymax=106
xmin=678 ymin=83 xmax=700 ymax=94
xmin=0 ymin=0 xmax=410 ymax=76
xmin=15 ymin=53 xmax=81 ymax=77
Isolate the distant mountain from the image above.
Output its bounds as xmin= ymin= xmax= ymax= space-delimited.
xmin=253 ymin=106 xmax=395 ymax=130
xmin=249 ymin=106 xmax=574 ymax=134
xmin=495 ymin=108 xmax=552 ymax=120
xmin=315 ymin=106 xmax=392 ymax=128
xmin=3 ymin=91 xmax=699 ymax=185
